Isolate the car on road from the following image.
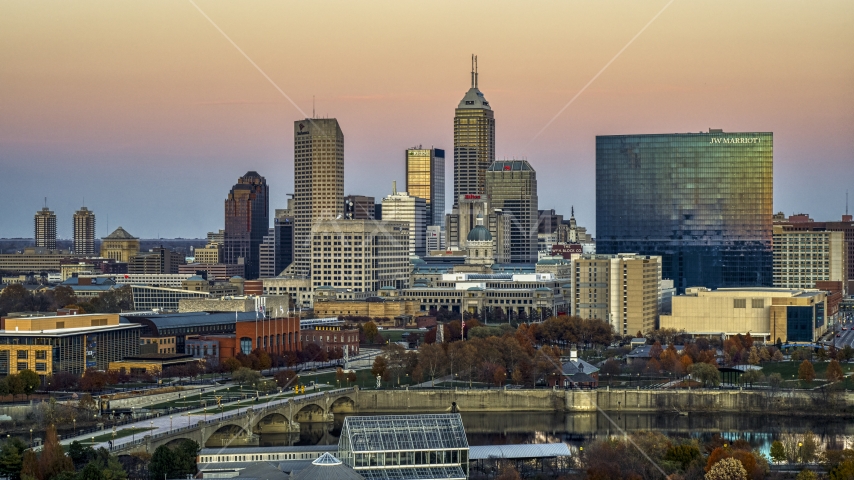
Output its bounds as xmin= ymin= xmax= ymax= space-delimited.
xmin=837 ymin=334 xmax=841 ymax=337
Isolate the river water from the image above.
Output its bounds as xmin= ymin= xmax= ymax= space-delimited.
xmin=241 ymin=411 xmax=854 ymax=456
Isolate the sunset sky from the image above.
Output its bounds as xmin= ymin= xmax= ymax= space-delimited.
xmin=1 ymin=1 xmax=852 ymax=239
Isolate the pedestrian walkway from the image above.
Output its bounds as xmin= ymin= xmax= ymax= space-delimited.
xmin=60 ymin=385 xmax=345 ymax=452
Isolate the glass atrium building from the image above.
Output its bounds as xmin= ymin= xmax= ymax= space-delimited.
xmin=338 ymin=414 xmax=469 ymax=479
xmin=596 ymin=130 xmax=773 ymax=292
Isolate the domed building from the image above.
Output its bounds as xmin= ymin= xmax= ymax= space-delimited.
xmin=464 ymin=214 xmax=494 ymax=267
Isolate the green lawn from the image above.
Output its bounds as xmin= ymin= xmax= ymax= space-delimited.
xmin=148 ymin=385 xmax=270 ymax=410
xmin=300 ymin=368 xmax=407 ymax=389
xmin=759 ymin=361 xmax=854 ymax=388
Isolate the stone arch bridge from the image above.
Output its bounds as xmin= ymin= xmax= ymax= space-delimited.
xmin=117 ymin=388 xmax=356 ymax=454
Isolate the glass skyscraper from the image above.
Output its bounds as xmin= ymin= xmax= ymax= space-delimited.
xmin=596 ymin=130 xmax=773 ymax=291
xmin=485 ymin=160 xmax=538 ymax=263
xmin=405 ymin=147 xmax=445 ymax=226
xmin=453 ymin=55 xmax=494 ymax=204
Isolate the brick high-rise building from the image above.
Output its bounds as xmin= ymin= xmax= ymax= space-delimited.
xmin=224 ymin=171 xmax=269 ymax=280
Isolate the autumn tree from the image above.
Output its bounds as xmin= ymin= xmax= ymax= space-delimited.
xmin=798 ymin=360 xmax=816 ymax=384
xmin=417 ymin=343 xmax=447 ymax=386
xmin=705 ymin=457 xmax=748 ymax=480
xmin=826 ymin=359 xmax=844 ymax=382
xmin=362 ymin=321 xmax=379 ymax=343
xmin=39 ymin=425 xmax=74 ymax=480
xmin=689 ymin=362 xmax=721 ymax=388
xmin=273 ymin=370 xmax=298 ymax=388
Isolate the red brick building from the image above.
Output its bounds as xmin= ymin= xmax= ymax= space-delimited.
xmin=186 ymin=315 xmax=301 ymax=365
xmin=300 ymin=326 xmax=360 ymax=357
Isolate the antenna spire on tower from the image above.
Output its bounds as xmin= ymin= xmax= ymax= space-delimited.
xmin=312 ymin=95 xmax=315 ymax=118
xmin=471 ymin=54 xmax=479 ymax=88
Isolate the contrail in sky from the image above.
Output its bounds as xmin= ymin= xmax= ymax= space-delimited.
xmin=188 ymin=0 xmax=310 ymax=119
xmin=530 ymin=0 xmax=676 ymax=144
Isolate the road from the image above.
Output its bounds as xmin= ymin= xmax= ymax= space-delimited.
xmin=830 ymin=314 xmax=854 ymax=348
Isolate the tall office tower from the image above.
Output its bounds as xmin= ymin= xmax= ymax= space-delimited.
xmin=571 ymin=253 xmax=661 ymax=336
xmin=344 ymin=195 xmax=376 ymax=220
xmin=382 ymin=184 xmax=427 ymax=258
xmin=259 ymin=215 xmax=294 ymax=278
xmin=34 ymin=206 xmax=57 ymax=250
xmin=293 ymin=118 xmax=344 ymax=277
xmin=72 ymin=207 xmax=96 ymax=255
xmin=224 ymin=171 xmax=269 ymax=280
xmin=445 ymin=194 xmax=511 ymax=263
xmin=406 ymin=147 xmax=445 ymax=226
xmin=773 ymin=226 xmax=846 ymax=291
xmin=453 ymin=55 xmax=495 ymax=204
xmin=310 ymin=219 xmax=410 ymax=292
xmin=596 ymin=129 xmax=773 ymax=292
xmin=485 ymin=160 xmax=538 ymax=263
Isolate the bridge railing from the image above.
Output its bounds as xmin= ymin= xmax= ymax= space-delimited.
xmin=109 ymin=387 xmax=357 ymax=453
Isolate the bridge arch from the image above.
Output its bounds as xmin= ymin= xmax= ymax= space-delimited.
xmin=254 ymin=412 xmax=295 ymax=434
xmin=293 ymin=403 xmax=325 ymax=423
xmin=329 ymin=396 xmax=355 ymax=414
xmin=204 ymin=423 xmax=251 ymax=448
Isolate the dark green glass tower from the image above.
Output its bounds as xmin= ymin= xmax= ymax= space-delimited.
xmin=596 ymin=130 xmax=773 ymax=291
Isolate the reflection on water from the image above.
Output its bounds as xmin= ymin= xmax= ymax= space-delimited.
xmin=248 ymin=412 xmax=854 ymax=456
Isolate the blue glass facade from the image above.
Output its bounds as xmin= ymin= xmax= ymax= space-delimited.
xmin=596 ymin=131 xmax=773 ymax=291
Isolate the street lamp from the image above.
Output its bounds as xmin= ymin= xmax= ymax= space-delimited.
xmin=170 ymin=415 xmax=173 ymax=431
xmin=73 ymin=418 xmax=77 ymax=436
xmin=29 ymin=429 xmax=33 ymax=446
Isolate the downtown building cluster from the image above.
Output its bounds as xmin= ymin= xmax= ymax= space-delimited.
xmin=3 ymin=56 xmax=854 ymax=383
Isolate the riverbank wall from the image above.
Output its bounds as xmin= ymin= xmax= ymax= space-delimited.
xmin=352 ymin=388 xmax=847 ymax=415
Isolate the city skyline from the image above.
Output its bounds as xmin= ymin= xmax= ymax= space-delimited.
xmin=1 ymin=1 xmax=852 ymax=239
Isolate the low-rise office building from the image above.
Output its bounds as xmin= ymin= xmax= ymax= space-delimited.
xmin=401 ymin=272 xmax=568 ymax=319
xmin=0 ymin=313 xmax=142 ymax=377
xmin=0 ymin=247 xmax=74 ymax=274
xmin=59 ymin=276 xmax=118 ymax=299
xmin=313 ymin=287 xmax=420 ymax=320
xmin=130 ymin=285 xmax=210 ymax=311
xmin=660 ymin=287 xmax=828 ymax=343
xmin=179 ymin=263 xmax=245 ymax=281
xmin=179 ymin=295 xmax=289 ymax=314
xmin=262 ymin=277 xmax=313 ymax=309
xmin=139 ymin=335 xmax=177 ymax=354
xmin=300 ymin=324 xmax=360 ymax=357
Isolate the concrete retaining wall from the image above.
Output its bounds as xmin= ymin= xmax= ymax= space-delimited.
xmin=0 ymin=402 xmax=35 ymax=421
xmin=352 ymin=388 xmax=850 ymax=415
xmin=105 ymin=386 xmax=217 ymax=410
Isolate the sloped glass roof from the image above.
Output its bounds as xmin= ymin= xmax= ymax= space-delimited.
xmin=340 ymin=414 xmax=468 ymax=453
xmin=358 ymin=466 xmax=466 ymax=480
